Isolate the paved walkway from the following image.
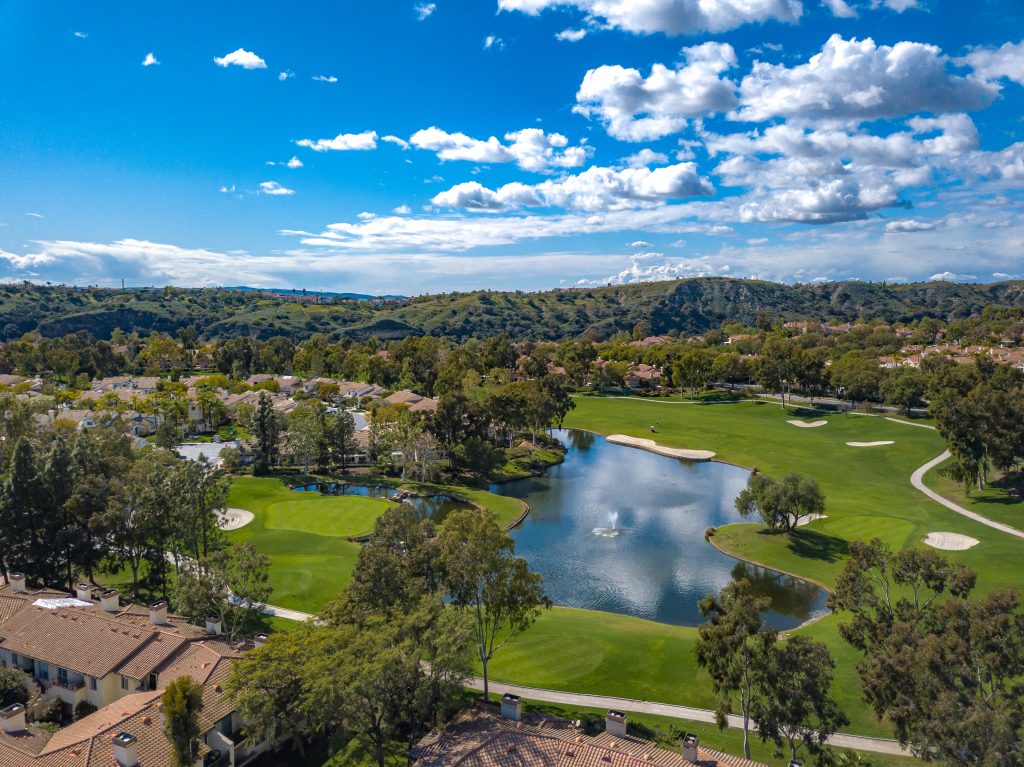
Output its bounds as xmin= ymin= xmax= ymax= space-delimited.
xmin=465 ymin=678 xmax=911 ymax=756
xmin=910 ymin=450 xmax=1024 ymax=540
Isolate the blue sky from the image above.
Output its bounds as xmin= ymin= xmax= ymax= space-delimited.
xmin=1 ymin=0 xmax=1022 ymax=294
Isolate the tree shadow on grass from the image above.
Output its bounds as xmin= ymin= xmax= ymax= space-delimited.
xmin=756 ymin=527 xmax=849 ymax=563
xmin=970 ymin=471 xmax=1024 ymax=506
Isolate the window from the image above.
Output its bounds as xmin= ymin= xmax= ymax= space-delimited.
xmin=147 ymin=673 xmax=158 ymax=691
xmin=121 ymin=675 xmax=130 ymax=690
xmin=58 ymin=667 xmax=69 ymax=685
xmin=88 ymin=676 xmax=97 ymax=691
xmin=37 ymin=662 xmax=48 ymax=681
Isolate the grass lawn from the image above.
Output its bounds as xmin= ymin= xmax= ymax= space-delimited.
xmin=923 ymin=466 xmax=1024 ymax=530
xmin=226 ymin=474 xmax=527 ymax=613
xmin=483 ymin=397 xmax=1024 ymax=739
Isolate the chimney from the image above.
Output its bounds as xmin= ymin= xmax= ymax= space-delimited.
xmin=112 ymin=732 xmax=139 ymax=767
xmin=205 ymin=616 xmax=223 ymax=636
xmin=500 ymin=693 xmax=522 ymax=721
xmin=8 ymin=572 xmax=26 ymax=593
xmin=254 ymin=633 xmax=269 ymax=647
xmin=605 ymin=710 xmax=628 ymax=738
xmin=149 ymin=600 xmax=168 ymax=626
xmin=681 ymin=733 xmax=699 ymax=764
xmin=100 ymin=589 xmax=120 ymax=613
xmin=0 ymin=703 xmax=26 ymax=734
xmin=75 ymin=583 xmax=93 ymax=602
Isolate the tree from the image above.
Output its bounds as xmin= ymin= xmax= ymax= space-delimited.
xmin=673 ymin=347 xmax=714 ymax=396
xmin=174 ymin=543 xmax=271 ymax=640
xmin=752 ymin=636 xmax=848 ymax=762
xmin=826 ymin=539 xmax=1024 ymax=767
xmin=0 ymin=438 xmax=53 ymax=584
xmin=252 ymin=391 xmax=280 ymax=474
xmin=735 ymin=471 xmax=825 ymax=532
xmin=695 ymin=580 xmax=776 ymax=759
xmin=437 ymin=508 xmax=551 ymax=701
xmin=162 ymin=677 xmax=205 ymax=767
xmin=0 ymin=667 xmax=28 ymax=708
xmin=327 ymin=409 xmax=356 ymax=473
xmin=287 ymin=400 xmax=328 ymax=473
xmin=756 ymin=336 xmax=797 ymax=407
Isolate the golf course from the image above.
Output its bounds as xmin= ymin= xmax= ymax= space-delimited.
xmin=224 ymin=396 xmax=1024 ymax=738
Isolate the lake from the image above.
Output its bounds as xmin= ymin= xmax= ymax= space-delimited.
xmin=491 ymin=429 xmax=828 ymax=629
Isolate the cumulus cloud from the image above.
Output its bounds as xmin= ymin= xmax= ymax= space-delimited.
xmin=821 ymin=0 xmax=856 ymax=17
xmin=556 ymin=28 xmax=588 ymax=42
xmin=267 ymin=156 xmax=304 ymax=168
xmin=885 ymin=219 xmax=936 ymax=233
xmin=214 ymin=48 xmax=267 ymax=70
xmin=279 ymin=70 xmax=295 ymax=81
xmin=141 ymin=52 xmax=160 ymax=67
xmin=497 ymin=0 xmax=803 ymax=36
xmin=483 ymin=35 xmax=505 ymax=50
xmin=575 ymin=42 xmax=738 ymax=141
xmin=296 ymin=131 xmax=379 ymax=152
xmin=961 ymin=41 xmax=1024 ymax=85
xmin=929 ymin=271 xmax=977 ymax=281
xmin=312 ymin=74 xmax=339 ymax=83
xmin=430 ymin=162 xmax=714 ymax=212
xmin=259 ymin=181 xmax=295 ymax=196
xmin=735 ymin=34 xmax=996 ymax=122
xmin=621 ymin=149 xmax=670 ymax=167
xmin=409 ymin=127 xmax=590 ymax=172
xmin=393 ymin=205 xmax=413 ymax=214
xmin=382 ymin=135 xmax=411 ymax=150
xmin=415 ymin=2 xmax=437 ymax=19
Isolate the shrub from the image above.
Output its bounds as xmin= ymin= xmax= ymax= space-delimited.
xmin=31 ymin=697 xmax=63 ymax=724
xmin=74 ymin=701 xmax=98 ymax=721
xmin=0 ymin=668 xmax=27 ymax=708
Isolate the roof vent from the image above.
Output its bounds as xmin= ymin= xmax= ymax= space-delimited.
xmin=682 ymin=733 xmax=699 ymax=764
xmin=0 ymin=703 xmax=26 ymax=734
xmin=113 ymin=732 xmax=138 ymax=767
xmin=605 ymin=710 xmax=628 ymax=738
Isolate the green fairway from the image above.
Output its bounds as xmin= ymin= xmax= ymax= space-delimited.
xmin=226 ymin=475 xmax=528 ymax=613
xmin=482 ymin=397 xmax=1024 ymax=739
xmin=923 ymin=466 xmax=1024 ymax=530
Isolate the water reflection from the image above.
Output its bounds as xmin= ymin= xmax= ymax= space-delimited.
xmin=491 ymin=429 xmax=829 ymax=630
xmin=292 ymin=482 xmax=474 ymax=524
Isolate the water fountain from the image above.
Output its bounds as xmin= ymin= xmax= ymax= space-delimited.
xmin=592 ymin=510 xmax=621 ymax=537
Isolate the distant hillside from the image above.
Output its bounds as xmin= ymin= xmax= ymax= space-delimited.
xmin=2 ymin=279 xmax=1023 ymax=343
xmin=222 ymin=286 xmax=405 ymax=301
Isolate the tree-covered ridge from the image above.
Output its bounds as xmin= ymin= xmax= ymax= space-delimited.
xmin=4 ymin=278 xmax=1024 ymax=342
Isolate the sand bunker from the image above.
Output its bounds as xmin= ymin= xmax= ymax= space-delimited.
xmin=846 ymin=441 xmax=895 ymax=447
xmin=796 ymin=513 xmax=828 ymax=527
xmin=607 ymin=434 xmax=715 ymax=461
xmin=788 ymin=420 xmax=827 ymax=428
xmin=218 ymin=508 xmax=254 ymax=531
xmin=923 ymin=532 xmax=979 ymax=551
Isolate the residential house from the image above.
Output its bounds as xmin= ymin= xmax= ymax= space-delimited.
xmin=412 ymin=705 xmax=767 ymax=767
xmin=382 ymin=390 xmax=439 ymax=413
xmin=625 ymin=364 xmax=662 ymax=390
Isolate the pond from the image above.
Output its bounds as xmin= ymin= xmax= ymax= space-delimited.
xmin=490 ymin=430 xmax=828 ymax=630
xmin=292 ymin=482 xmax=476 ymax=524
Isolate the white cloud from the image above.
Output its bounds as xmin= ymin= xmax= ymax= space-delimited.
xmin=267 ymin=156 xmax=304 ymax=168
xmin=25 ymin=212 xmax=43 ymax=218
xmin=415 ymin=2 xmax=437 ymax=19
xmin=382 ymin=135 xmax=411 ymax=150
xmin=929 ymin=271 xmax=977 ymax=281
xmin=141 ymin=52 xmax=159 ymax=67
xmin=431 ymin=162 xmax=714 ymax=212
xmin=877 ymin=0 xmax=919 ymax=11
xmin=628 ymin=240 xmax=652 ymax=247
xmin=497 ymin=0 xmax=803 ymax=35
xmin=556 ymin=28 xmax=587 ymax=42
xmin=214 ymin=48 xmax=267 ymax=70
xmin=821 ymin=0 xmax=857 ymax=16
xmin=296 ymin=131 xmax=379 ymax=152
xmin=73 ymin=31 xmax=88 ymax=39
xmin=736 ymin=35 xmax=996 ymax=122
xmin=259 ymin=181 xmax=295 ymax=196
xmin=219 ymin=185 xmax=237 ymax=194
xmin=409 ymin=127 xmax=590 ymax=172
xmin=279 ymin=70 xmax=295 ymax=81
xmin=575 ymin=42 xmax=738 ymax=141
xmin=484 ymin=35 xmax=505 ymax=50
xmin=621 ymin=149 xmax=670 ymax=167
xmin=393 ymin=205 xmax=413 ymax=214
xmin=961 ymin=41 xmax=1024 ymax=86
xmin=312 ymin=74 xmax=339 ymax=83
xmin=885 ymin=219 xmax=935 ymax=233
